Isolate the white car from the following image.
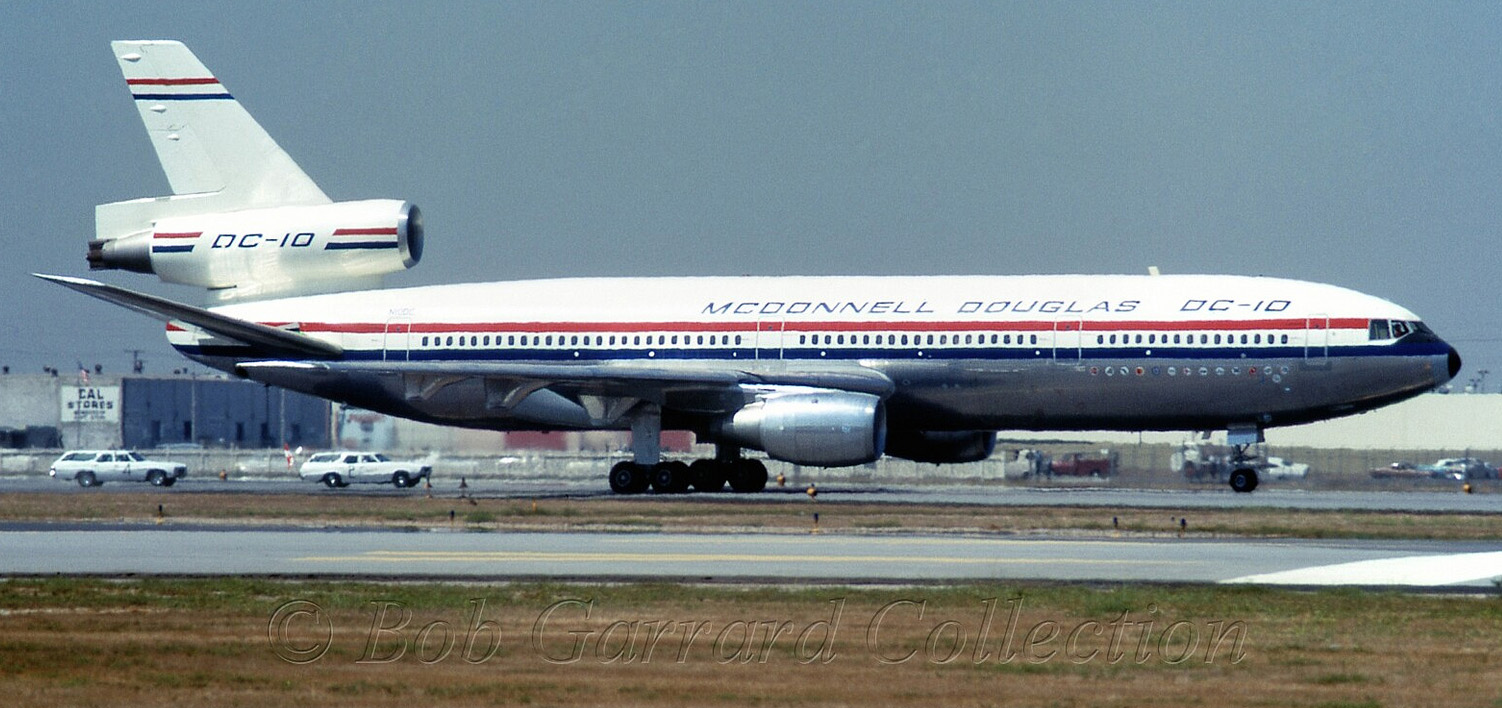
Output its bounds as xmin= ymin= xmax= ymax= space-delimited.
xmin=1258 ymin=456 xmax=1310 ymax=480
xmin=299 ymin=452 xmax=432 ymax=489
xmin=50 ymin=450 xmax=188 ymax=488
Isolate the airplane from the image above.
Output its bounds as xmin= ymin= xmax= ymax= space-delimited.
xmin=40 ymin=40 xmax=1461 ymax=494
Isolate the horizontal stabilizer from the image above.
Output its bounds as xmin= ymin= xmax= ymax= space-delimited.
xmin=34 ymin=274 xmax=342 ymax=359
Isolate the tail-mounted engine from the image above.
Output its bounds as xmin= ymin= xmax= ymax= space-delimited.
xmin=88 ymin=199 xmax=422 ymax=302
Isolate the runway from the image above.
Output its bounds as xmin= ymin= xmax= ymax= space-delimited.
xmin=4 ymin=475 xmax=1499 ymax=513
xmin=3 ymin=526 xmax=1500 ymax=587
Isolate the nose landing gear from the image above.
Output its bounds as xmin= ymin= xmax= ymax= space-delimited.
xmin=1226 ymin=424 xmax=1263 ymax=493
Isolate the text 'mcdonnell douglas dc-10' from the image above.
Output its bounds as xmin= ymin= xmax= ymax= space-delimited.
xmin=40 ymin=41 xmax=1461 ymax=494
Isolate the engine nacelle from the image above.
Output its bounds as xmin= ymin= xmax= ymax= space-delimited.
xmin=718 ymin=391 xmax=886 ymax=467
xmin=88 ymin=199 xmax=422 ymax=301
xmin=885 ymin=430 xmax=997 ymax=464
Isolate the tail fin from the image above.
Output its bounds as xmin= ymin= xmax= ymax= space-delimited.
xmin=97 ymin=41 xmax=330 ymax=242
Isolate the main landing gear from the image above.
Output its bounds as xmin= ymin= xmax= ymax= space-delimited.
xmin=607 ymin=456 xmax=769 ymax=495
xmin=607 ymin=405 xmax=769 ymax=494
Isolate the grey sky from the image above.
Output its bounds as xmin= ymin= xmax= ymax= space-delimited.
xmin=4 ymin=2 xmax=1499 ymax=387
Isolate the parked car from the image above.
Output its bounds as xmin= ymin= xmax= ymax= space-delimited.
xmin=1427 ymin=458 xmax=1498 ymax=480
xmin=49 ymin=450 xmax=188 ymax=488
xmin=299 ymin=452 xmax=432 ymax=489
xmin=1258 ymin=456 xmax=1309 ymax=480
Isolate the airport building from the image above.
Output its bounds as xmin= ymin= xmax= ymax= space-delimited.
xmin=0 ymin=373 xmax=331 ymax=450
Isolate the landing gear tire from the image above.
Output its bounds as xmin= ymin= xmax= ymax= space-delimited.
xmin=1229 ymin=467 xmax=1259 ymax=493
xmin=322 ymin=473 xmax=343 ymax=489
xmin=650 ymin=461 xmax=692 ymax=494
xmin=728 ymin=459 xmax=769 ymax=493
xmin=609 ymin=461 xmax=652 ymax=495
xmin=689 ymin=460 xmax=727 ymax=493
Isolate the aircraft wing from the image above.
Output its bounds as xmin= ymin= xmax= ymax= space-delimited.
xmin=235 ymin=359 xmax=895 ymax=423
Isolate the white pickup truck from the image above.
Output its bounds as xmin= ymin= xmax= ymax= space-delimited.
xmin=50 ymin=450 xmax=188 ymax=488
xmin=299 ymin=452 xmax=432 ymax=489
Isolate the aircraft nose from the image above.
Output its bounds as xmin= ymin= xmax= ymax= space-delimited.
xmin=1448 ymin=345 xmax=1463 ymax=380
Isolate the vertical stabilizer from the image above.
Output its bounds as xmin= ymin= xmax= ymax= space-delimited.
xmin=98 ymin=41 xmax=331 ymax=243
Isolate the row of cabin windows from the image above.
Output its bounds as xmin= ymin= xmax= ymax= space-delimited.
xmin=798 ymin=333 xmax=1038 ymax=346
xmin=418 ymin=334 xmax=746 ymax=348
xmin=413 ymin=331 xmax=1298 ymax=349
xmin=1096 ymin=333 xmax=1292 ymax=346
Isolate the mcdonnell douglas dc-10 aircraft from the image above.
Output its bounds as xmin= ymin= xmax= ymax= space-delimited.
xmin=42 ymin=41 xmax=1461 ymax=494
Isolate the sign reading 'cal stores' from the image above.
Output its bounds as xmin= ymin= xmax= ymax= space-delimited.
xmin=61 ymin=386 xmax=120 ymax=423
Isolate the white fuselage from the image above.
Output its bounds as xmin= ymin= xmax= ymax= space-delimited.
xmin=171 ymin=273 xmax=1456 ymax=435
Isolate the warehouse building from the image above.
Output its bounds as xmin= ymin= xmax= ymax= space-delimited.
xmin=1 ymin=373 xmax=330 ymax=449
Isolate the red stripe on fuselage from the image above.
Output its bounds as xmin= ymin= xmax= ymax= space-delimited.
xmin=153 ymin=232 xmax=202 ymax=239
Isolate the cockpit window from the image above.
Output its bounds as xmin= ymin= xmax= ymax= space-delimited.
xmin=1368 ymin=320 xmax=1391 ymax=341
xmin=1390 ymin=321 xmax=1411 ymax=338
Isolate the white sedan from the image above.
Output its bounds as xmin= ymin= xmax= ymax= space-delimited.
xmin=298 ymin=452 xmax=432 ymax=489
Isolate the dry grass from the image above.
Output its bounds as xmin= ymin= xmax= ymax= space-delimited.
xmin=2 ymin=491 xmax=1500 ymax=541
xmin=1 ymin=578 xmax=1499 ymax=707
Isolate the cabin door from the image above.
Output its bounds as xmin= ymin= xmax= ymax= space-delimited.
xmin=383 ymin=317 xmax=412 ymax=361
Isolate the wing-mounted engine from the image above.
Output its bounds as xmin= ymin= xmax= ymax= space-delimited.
xmin=88 ymin=199 xmax=423 ymax=302
xmin=716 ymin=390 xmax=886 ymax=467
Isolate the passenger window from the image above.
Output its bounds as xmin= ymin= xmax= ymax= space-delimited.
xmin=901 ymin=335 xmax=909 ymax=345
xmin=1281 ymin=334 xmax=1289 ymax=344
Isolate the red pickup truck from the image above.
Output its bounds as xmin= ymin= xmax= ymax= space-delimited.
xmin=1049 ymin=453 xmax=1114 ymax=478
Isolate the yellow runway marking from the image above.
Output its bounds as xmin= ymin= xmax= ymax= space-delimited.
xmin=295 ymin=550 xmax=1186 ymax=566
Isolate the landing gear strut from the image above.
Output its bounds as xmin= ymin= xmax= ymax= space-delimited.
xmin=1226 ymin=435 xmax=1261 ymax=494
xmin=607 ymin=408 xmax=769 ymax=495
